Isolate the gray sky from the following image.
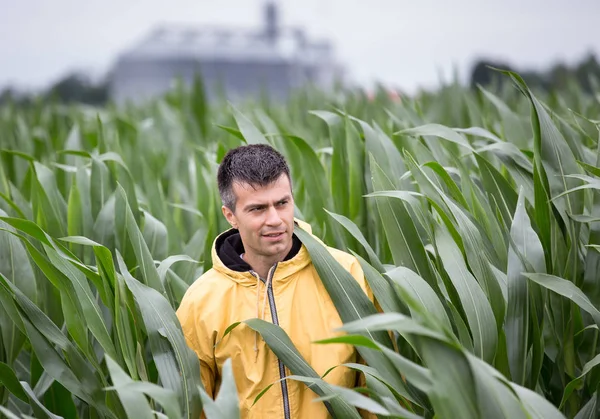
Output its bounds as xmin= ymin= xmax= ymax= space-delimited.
xmin=2 ymin=0 xmax=599 ymax=94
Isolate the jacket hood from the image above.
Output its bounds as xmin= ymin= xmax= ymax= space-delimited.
xmin=211 ymin=218 xmax=314 ymax=286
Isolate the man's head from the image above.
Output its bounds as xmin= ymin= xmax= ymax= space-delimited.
xmin=217 ymin=144 xmax=295 ymax=265
xmin=217 ymin=144 xmax=292 ymax=212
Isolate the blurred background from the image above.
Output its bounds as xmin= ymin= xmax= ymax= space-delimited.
xmin=1 ymin=0 xmax=600 ymax=106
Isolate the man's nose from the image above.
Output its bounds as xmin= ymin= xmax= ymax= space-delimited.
xmin=265 ymin=206 xmax=282 ymax=225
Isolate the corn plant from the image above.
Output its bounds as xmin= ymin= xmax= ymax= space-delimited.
xmin=0 ymin=71 xmax=599 ymax=418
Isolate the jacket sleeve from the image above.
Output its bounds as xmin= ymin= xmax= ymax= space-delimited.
xmin=176 ymin=293 xmax=218 ymax=400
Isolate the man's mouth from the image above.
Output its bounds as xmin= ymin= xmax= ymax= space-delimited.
xmin=263 ymin=232 xmax=285 ymax=238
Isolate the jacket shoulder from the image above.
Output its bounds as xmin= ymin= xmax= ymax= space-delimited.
xmin=324 ymin=245 xmax=360 ymax=270
xmin=180 ymin=269 xmax=230 ymax=299
xmin=319 ymin=245 xmax=375 ymax=303
xmin=176 ymin=269 xmax=237 ymax=322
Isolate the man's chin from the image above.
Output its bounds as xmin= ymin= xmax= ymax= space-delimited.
xmin=262 ymin=242 xmax=290 ymax=257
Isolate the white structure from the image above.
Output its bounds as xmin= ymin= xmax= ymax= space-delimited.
xmin=108 ymin=3 xmax=343 ymax=104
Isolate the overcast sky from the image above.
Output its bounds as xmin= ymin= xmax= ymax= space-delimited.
xmin=2 ymin=0 xmax=599 ymax=94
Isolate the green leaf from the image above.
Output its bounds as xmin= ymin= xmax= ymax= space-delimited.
xmin=0 ymin=228 xmax=93 ymax=358
xmin=508 ymin=71 xmax=585 ymax=225
xmin=367 ymin=156 xmax=437 ymax=290
xmin=0 ymin=150 xmax=36 ymax=163
xmin=434 ymin=224 xmax=498 ymax=363
xmin=200 ymin=358 xmax=240 ymax=419
xmin=385 ymin=266 xmax=453 ymax=334
xmin=303 ymin=376 xmax=391 ymax=416
xmin=352 ymin=252 xmax=406 ymax=314
xmin=376 ymin=344 xmax=433 ymax=394
xmin=325 ymin=210 xmax=384 ymax=272
xmin=42 ymin=381 xmax=77 ymax=419
xmin=422 ymin=161 xmax=470 ymax=208
xmin=510 ymin=384 xmax=567 ymax=419
xmin=90 ymin=156 xmax=111 ymax=221
xmin=313 ymin=335 xmax=379 ymax=350
xmin=552 ymin=174 xmax=600 ymax=199
xmin=505 ymin=188 xmax=545 ymax=385
xmin=343 ymin=117 xmax=366 ymax=228
xmin=478 ymin=84 xmax=531 ymax=149
xmin=66 ymin=170 xmax=84 ymax=257
xmin=573 ymin=392 xmax=598 ymax=419
xmin=0 ymin=190 xmax=27 ymax=219
xmin=17 ymin=315 xmax=91 ymax=407
xmin=455 ymin=126 xmax=504 ymax=143
xmin=474 ymin=142 xmax=533 ymax=173
xmin=215 ymin=125 xmax=244 ymax=141
xmin=325 ymin=115 xmax=350 ymax=220
xmin=294 ymin=227 xmax=385 ymax=342
xmin=560 ymin=353 xmax=600 ymax=409
xmin=0 ymin=274 xmax=107 ymax=408
xmin=0 ymin=362 xmax=29 ymax=402
xmin=31 ymin=162 xmax=67 ymax=237
xmin=283 ymin=135 xmax=334 ymax=244
xmin=466 ymin=353 xmax=528 ymax=419
xmin=337 ymin=312 xmax=448 ymax=342
xmin=569 ymin=214 xmax=600 ymax=223
xmin=0 ymin=406 xmax=21 ymax=419
xmin=532 ymin=161 xmax=553 ymax=269
xmin=524 ymin=273 xmax=600 ymax=327
xmin=0 ymin=211 xmax=36 ymax=364
xmin=157 ymin=255 xmax=200 ymax=283
xmin=397 ymin=124 xmax=473 ymax=151
xmin=230 ymin=105 xmax=269 ymax=145
xmin=117 ymin=251 xmax=202 ymax=419
xmin=44 ymin=244 xmax=118 ymax=362
xmin=419 ymin=338 xmax=480 ymax=419
xmin=142 ymin=210 xmax=168 ymax=261
xmin=106 ymin=354 xmax=179 ymax=419
xmin=407 ymin=154 xmax=506 ymax=328
xmin=356 ymin=119 xmax=406 ymax=190
xmin=294 ymin=225 xmax=412 ymax=404
xmin=20 ymin=381 xmax=64 ymax=419
xmin=475 ymin=153 xmax=519 ymax=226
xmin=116 ymin=185 xmax=167 ymax=298
xmin=309 ymin=110 xmax=342 ymax=126
xmin=242 ymin=319 xmax=361 ymax=418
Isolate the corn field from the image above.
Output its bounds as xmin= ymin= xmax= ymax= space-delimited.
xmin=0 ymin=72 xmax=599 ymax=418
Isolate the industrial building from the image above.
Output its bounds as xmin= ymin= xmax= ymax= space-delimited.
xmin=108 ymin=3 xmax=343 ymax=104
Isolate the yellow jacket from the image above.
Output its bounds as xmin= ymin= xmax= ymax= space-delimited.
xmin=176 ymin=220 xmax=375 ymax=418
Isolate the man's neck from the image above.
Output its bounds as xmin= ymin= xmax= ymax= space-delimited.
xmin=242 ymin=253 xmax=279 ymax=280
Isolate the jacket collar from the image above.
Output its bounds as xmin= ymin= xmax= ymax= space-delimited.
xmin=211 ymin=218 xmax=313 ymax=286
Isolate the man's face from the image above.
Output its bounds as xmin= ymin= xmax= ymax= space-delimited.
xmin=222 ymin=174 xmax=295 ymax=264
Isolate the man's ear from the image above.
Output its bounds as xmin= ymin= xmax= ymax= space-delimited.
xmin=222 ymin=205 xmax=238 ymax=229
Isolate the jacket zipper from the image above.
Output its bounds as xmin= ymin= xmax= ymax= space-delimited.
xmin=253 ymin=264 xmax=291 ymax=419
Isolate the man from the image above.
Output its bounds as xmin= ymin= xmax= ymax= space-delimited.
xmin=176 ymin=144 xmax=376 ymax=418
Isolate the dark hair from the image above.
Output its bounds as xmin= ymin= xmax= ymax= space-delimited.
xmin=217 ymin=144 xmax=292 ymax=211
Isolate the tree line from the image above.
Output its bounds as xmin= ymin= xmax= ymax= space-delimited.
xmin=1 ymin=52 xmax=599 ymax=106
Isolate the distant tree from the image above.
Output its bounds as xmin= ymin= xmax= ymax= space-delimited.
xmin=0 ymin=88 xmax=15 ymax=105
xmin=46 ymin=72 xmax=108 ymax=105
xmin=520 ymin=70 xmax=549 ymax=91
xmin=470 ymin=53 xmax=600 ymax=94
xmin=470 ymin=59 xmax=515 ymax=89
xmin=549 ymin=63 xmax=570 ymax=91
xmin=574 ymin=53 xmax=600 ymax=92
xmin=0 ymin=87 xmax=33 ymax=107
